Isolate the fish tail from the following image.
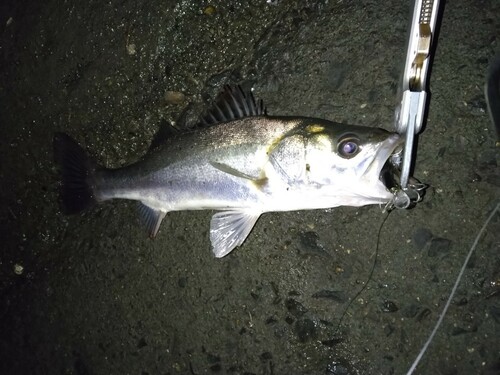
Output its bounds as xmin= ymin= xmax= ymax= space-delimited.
xmin=53 ymin=132 xmax=98 ymax=214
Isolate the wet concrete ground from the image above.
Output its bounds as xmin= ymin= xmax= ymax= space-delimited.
xmin=1 ymin=1 xmax=499 ymax=374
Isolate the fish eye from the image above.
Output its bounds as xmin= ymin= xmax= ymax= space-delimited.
xmin=338 ymin=136 xmax=361 ymax=158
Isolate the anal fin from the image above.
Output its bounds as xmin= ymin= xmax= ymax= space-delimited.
xmin=209 ymin=210 xmax=261 ymax=258
xmin=138 ymin=203 xmax=167 ymax=238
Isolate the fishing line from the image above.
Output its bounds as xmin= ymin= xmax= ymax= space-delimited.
xmin=406 ymin=202 xmax=500 ymax=375
xmin=334 ymin=208 xmax=393 ymax=335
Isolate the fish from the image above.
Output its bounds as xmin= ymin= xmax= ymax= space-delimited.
xmin=53 ymin=86 xmax=402 ymax=257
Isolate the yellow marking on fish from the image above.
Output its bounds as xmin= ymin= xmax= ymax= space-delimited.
xmin=251 ymin=176 xmax=269 ymax=189
xmin=305 ymin=124 xmax=325 ymax=134
xmin=310 ymin=133 xmax=332 ymax=149
xmin=266 ymin=134 xmax=285 ymax=156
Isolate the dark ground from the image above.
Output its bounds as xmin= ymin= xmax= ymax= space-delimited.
xmin=1 ymin=1 xmax=499 ymax=374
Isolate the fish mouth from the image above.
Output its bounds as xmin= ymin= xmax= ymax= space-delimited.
xmin=372 ymin=133 xmax=405 ymax=191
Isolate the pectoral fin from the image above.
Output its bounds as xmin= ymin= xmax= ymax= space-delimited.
xmin=209 ymin=161 xmax=268 ymax=189
xmin=209 ymin=210 xmax=262 ymax=257
xmin=209 ymin=161 xmax=259 ymax=181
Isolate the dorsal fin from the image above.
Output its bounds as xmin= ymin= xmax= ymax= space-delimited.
xmin=201 ymin=85 xmax=266 ymax=126
xmin=149 ymin=119 xmax=180 ymax=150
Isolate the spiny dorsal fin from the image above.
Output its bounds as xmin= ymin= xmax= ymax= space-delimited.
xmin=201 ymin=85 xmax=266 ymax=126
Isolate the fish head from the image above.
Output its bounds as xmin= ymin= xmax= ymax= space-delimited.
xmin=302 ymin=122 xmax=403 ymax=205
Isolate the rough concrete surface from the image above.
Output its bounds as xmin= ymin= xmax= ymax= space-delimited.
xmin=0 ymin=1 xmax=499 ymax=374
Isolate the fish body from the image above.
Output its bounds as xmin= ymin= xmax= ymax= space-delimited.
xmin=54 ymin=86 xmax=401 ymax=257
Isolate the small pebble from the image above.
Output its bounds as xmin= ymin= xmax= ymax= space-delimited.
xmin=381 ymin=300 xmax=399 ymax=313
xmin=203 ymin=5 xmax=216 ymax=15
xmin=326 ymin=361 xmax=349 ymax=375
xmin=164 ymin=91 xmax=186 ymax=105
xmin=14 ymin=263 xmax=23 ymax=275
xmin=126 ymin=43 xmax=136 ymax=55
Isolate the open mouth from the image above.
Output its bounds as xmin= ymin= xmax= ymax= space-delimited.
xmin=380 ymin=143 xmax=404 ymax=190
xmin=379 ymin=138 xmax=426 ymax=194
xmin=360 ymin=132 xmax=426 ymax=206
xmin=368 ymin=133 xmax=404 ymax=191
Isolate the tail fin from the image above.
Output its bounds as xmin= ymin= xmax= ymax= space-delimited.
xmin=53 ymin=132 xmax=97 ymax=214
